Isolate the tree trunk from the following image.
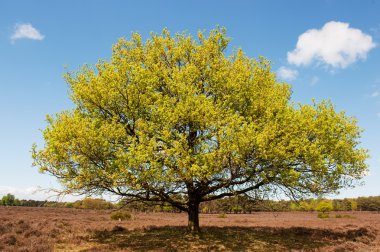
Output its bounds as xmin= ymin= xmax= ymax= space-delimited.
xmin=187 ymin=202 xmax=200 ymax=233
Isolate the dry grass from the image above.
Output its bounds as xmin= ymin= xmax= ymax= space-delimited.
xmin=0 ymin=206 xmax=379 ymax=251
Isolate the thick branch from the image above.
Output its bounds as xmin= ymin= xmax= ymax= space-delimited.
xmin=201 ymin=179 xmax=267 ymax=202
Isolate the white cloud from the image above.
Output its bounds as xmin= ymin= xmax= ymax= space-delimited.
xmin=288 ymin=21 xmax=376 ymax=68
xmin=0 ymin=186 xmax=83 ymax=201
xmin=277 ymin=66 xmax=298 ymax=81
xmin=0 ymin=186 xmax=120 ymax=202
xmin=11 ymin=23 xmax=45 ymax=42
xmin=372 ymin=91 xmax=379 ymax=97
xmin=0 ymin=186 xmax=54 ymax=200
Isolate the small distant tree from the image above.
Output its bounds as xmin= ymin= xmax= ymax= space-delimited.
xmin=265 ymin=200 xmax=290 ymax=212
xmin=32 ymin=28 xmax=368 ymax=233
xmin=299 ymin=201 xmax=312 ymax=211
xmin=357 ymin=196 xmax=380 ymax=211
xmin=1 ymin=194 xmax=16 ymax=206
xmin=332 ymin=199 xmax=343 ymax=211
xmin=73 ymin=198 xmax=114 ymax=209
xmin=316 ymin=200 xmax=333 ymax=213
xmin=201 ymin=206 xmax=210 ymax=214
xmin=64 ymin=202 xmax=74 ymax=208
xmin=333 ymin=199 xmax=353 ymax=211
xmin=231 ymin=205 xmax=242 ymax=214
xmin=350 ymin=199 xmax=358 ymax=211
xmin=341 ymin=199 xmax=352 ymax=211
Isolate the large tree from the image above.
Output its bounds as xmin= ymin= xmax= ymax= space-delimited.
xmin=32 ymin=28 xmax=368 ymax=233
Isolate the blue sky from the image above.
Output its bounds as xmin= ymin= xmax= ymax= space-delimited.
xmin=0 ymin=0 xmax=379 ymax=200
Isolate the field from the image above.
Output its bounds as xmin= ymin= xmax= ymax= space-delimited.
xmin=0 ymin=206 xmax=379 ymax=251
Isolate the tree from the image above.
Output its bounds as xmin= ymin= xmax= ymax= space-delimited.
xmin=32 ymin=28 xmax=368 ymax=233
xmin=1 ymin=193 xmax=16 ymax=206
xmin=357 ymin=196 xmax=380 ymax=211
xmin=73 ymin=198 xmax=114 ymax=210
xmin=299 ymin=201 xmax=312 ymax=211
xmin=316 ymin=200 xmax=333 ymax=213
xmin=333 ymin=198 xmax=353 ymax=211
xmin=350 ymin=199 xmax=358 ymax=211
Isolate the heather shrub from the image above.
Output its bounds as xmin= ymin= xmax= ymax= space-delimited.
xmin=335 ymin=214 xmax=352 ymax=218
xmin=217 ymin=213 xmax=227 ymax=218
xmin=110 ymin=210 xmax=132 ymax=221
xmin=317 ymin=213 xmax=330 ymax=219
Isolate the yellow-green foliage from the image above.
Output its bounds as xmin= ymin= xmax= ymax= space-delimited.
xmin=162 ymin=202 xmax=174 ymax=212
xmin=217 ymin=213 xmax=227 ymax=218
xmin=110 ymin=210 xmax=132 ymax=221
xmin=299 ymin=201 xmax=312 ymax=211
xmin=335 ymin=214 xmax=352 ymax=218
xmin=73 ymin=198 xmax=114 ymax=210
xmin=316 ymin=200 xmax=333 ymax=213
xmin=290 ymin=200 xmax=316 ymax=211
xmin=32 ymin=28 xmax=368 ymax=211
xmin=317 ymin=212 xmax=330 ymax=219
xmin=350 ymin=200 xmax=358 ymax=211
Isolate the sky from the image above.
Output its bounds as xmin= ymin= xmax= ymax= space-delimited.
xmin=0 ymin=0 xmax=379 ymax=201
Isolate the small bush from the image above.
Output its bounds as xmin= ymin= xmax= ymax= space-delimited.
xmin=64 ymin=202 xmax=74 ymax=208
xmin=335 ymin=214 xmax=352 ymax=218
xmin=317 ymin=213 xmax=329 ymax=219
xmin=217 ymin=213 xmax=227 ymax=218
xmin=110 ymin=210 xmax=132 ymax=221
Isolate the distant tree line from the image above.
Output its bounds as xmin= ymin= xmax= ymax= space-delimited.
xmin=0 ymin=194 xmax=112 ymax=209
xmin=1 ymin=193 xmax=380 ymax=212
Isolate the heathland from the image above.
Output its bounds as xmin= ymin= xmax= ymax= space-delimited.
xmin=0 ymin=205 xmax=379 ymax=251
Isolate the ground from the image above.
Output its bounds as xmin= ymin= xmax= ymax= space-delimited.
xmin=0 ymin=206 xmax=379 ymax=251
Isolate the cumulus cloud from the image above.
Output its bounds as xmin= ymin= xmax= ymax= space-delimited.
xmin=11 ymin=23 xmax=45 ymax=42
xmin=288 ymin=21 xmax=376 ymax=68
xmin=372 ymin=91 xmax=380 ymax=97
xmin=277 ymin=66 xmax=298 ymax=81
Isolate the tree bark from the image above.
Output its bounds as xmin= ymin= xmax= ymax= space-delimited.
xmin=187 ymin=202 xmax=200 ymax=234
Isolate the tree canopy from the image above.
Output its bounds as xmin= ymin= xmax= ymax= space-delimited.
xmin=1 ymin=193 xmax=16 ymax=206
xmin=32 ymin=28 xmax=368 ymax=233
